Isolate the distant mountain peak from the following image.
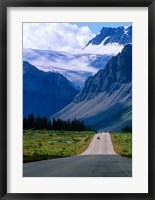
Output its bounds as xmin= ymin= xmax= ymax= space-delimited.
xmin=23 ymin=61 xmax=38 ymax=73
xmin=83 ymin=26 xmax=132 ymax=55
xmin=86 ymin=26 xmax=132 ymax=47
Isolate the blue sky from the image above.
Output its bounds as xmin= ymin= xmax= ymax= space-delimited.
xmin=72 ymin=22 xmax=132 ymax=34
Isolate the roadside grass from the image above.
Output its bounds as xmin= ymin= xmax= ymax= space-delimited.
xmin=23 ymin=129 xmax=95 ymax=163
xmin=110 ymin=132 xmax=132 ymax=158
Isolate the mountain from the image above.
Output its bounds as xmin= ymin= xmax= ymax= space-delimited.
xmin=23 ymin=26 xmax=132 ymax=89
xmin=86 ymin=26 xmax=132 ymax=46
xmin=23 ymin=48 xmax=112 ymax=89
xmin=84 ymin=26 xmax=132 ymax=54
xmin=50 ymin=44 xmax=132 ymax=132
xmin=23 ymin=61 xmax=79 ymax=117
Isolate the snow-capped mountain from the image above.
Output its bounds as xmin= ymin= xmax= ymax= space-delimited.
xmin=23 ymin=26 xmax=132 ymax=89
xmin=84 ymin=26 xmax=132 ymax=54
xmin=23 ymin=48 xmax=112 ymax=89
xmin=86 ymin=26 xmax=132 ymax=46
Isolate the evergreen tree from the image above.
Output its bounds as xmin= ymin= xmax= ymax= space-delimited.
xmin=23 ymin=115 xmax=92 ymax=131
xmin=28 ymin=114 xmax=35 ymax=129
xmin=122 ymin=125 xmax=132 ymax=132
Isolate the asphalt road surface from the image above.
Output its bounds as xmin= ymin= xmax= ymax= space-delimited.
xmin=81 ymin=132 xmax=117 ymax=155
xmin=23 ymin=133 xmax=132 ymax=177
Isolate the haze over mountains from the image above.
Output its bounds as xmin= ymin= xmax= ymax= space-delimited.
xmin=23 ymin=49 xmax=112 ymax=89
xmin=23 ymin=25 xmax=132 ymax=131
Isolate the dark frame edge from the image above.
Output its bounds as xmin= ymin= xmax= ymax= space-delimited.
xmin=148 ymin=0 xmax=155 ymax=200
xmin=0 ymin=0 xmax=155 ymax=200
xmin=0 ymin=193 xmax=154 ymax=200
xmin=0 ymin=1 xmax=7 ymax=200
xmin=1 ymin=0 xmax=154 ymax=7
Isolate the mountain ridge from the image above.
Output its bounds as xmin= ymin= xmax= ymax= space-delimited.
xmin=86 ymin=26 xmax=132 ymax=47
xmin=50 ymin=44 xmax=132 ymax=131
xmin=23 ymin=61 xmax=79 ymax=117
xmin=84 ymin=26 xmax=132 ymax=55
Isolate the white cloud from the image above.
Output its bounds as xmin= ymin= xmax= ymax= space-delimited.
xmin=23 ymin=23 xmax=94 ymax=52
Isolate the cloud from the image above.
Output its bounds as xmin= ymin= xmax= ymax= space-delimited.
xmin=23 ymin=23 xmax=94 ymax=52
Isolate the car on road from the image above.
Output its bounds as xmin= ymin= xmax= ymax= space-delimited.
xmin=97 ymin=136 xmax=100 ymax=140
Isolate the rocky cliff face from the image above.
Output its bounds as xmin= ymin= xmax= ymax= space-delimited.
xmin=74 ymin=44 xmax=132 ymax=102
xmin=50 ymin=45 xmax=132 ymax=132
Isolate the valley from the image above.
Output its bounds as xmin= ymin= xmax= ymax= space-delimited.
xmin=23 ymin=23 xmax=133 ymax=177
xmin=23 ymin=25 xmax=132 ymax=132
xmin=50 ymin=44 xmax=132 ymax=132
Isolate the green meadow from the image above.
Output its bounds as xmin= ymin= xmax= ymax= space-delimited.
xmin=23 ymin=129 xmax=95 ymax=162
xmin=111 ymin=132 xmax=132 ymax=157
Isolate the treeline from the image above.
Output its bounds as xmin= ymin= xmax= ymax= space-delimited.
xmin=23 ymin=114 xmax=92 ymax=131
xmin=122 ymin=125 xmax=132 ymax=133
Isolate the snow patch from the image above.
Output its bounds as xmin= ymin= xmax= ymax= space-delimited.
xmin=23 ymin=48 xmax=111 ymax=88
xmin=124 ymin=25 xmax=130 ymax=29
xmin=124 ymin=26 xmax=130 ymax=35
xmin=83 ymin=43 xmax=124 ymax=55
xmin=102 ymin=36 xmax=110 ymax=44
xmin=124 ymin=30 xmax=128 ymax=35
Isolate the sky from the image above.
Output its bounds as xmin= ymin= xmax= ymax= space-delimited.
xmin=72 ymin=22 xmax=132 ymax=34
xmin=23 ymin=22 xmax=132 ymax=52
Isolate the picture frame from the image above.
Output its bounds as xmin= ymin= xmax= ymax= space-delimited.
xmin=0 ymin=0 xmax=155 ymax=199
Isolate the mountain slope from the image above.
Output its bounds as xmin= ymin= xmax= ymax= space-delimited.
xmin=86 ymin=26 xmax=132 ymax=46
xmin=84 ymin=26 xmax=132 ymax=54
xmin=50 ymin=44 xmax=132 ymax=131
xmin=75 ymin=43 xmax=132 ymax=102
xmin=23 ymin=61 xmax=79 ymax=117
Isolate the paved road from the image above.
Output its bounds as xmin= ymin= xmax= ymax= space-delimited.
xmin=23 ymin=133 xmax=132 ymax=177
xmin=81 ymin=132 xmax=117 ymax=155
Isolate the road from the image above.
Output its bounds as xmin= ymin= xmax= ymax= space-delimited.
xmin=23 ymin=133 xmax=132 ymax=177
xmin=81 ymin=132 xmax=117 ymax=155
